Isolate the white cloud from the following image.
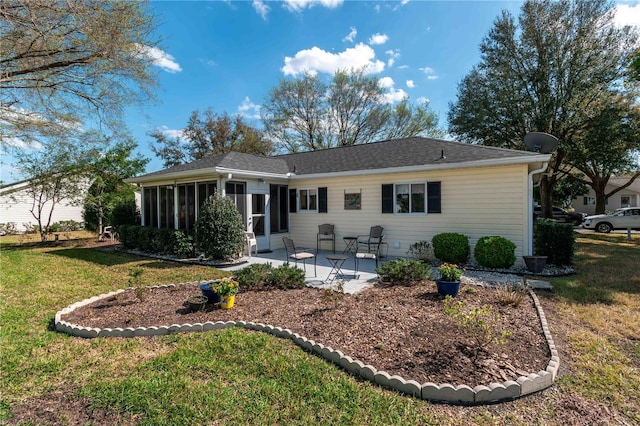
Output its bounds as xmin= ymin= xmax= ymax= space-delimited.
xmin=406 ymin=80 xmax=415 ymax=88
xmin=417 ymin=96 xmax=430 ymax=104
xmin=369 ymin=33 xmax=389 ymax=45
xmin=283 ymin=0 xmax=343 ymax=12
xmin=282 ymin=43 xmax=385 ymax=76
xmin=397 ymin=64 xmax=409 ymax=70
xmin=138 ymin=45 xmax=182 ymax=73
xmin=378 ymin=76 xmax=394 ymax=89
xmin=383 ymin=88 xmax=407 ymax=104
xmin=419 ymin=66 xmax=439 ymax=80
xmin=343 ymin=26 xmax=357 ymax=43
xmin=253 ymin=0 xmax=270 ymax=20
xmin=385 ymin=49 xmax=400 ymax=67
xmin=613 ymin=3 xmax=640 ymax=27
xmin=158 ymin=126 xmax=186 ymax=140
xmin=238 ymin=96 xmax=261 ymax=120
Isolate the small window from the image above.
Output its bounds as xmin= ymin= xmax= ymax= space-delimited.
xmin=395 ymin=183 xmax=426 ymax=214
xmin=299 ymin=188 xmax=318 ymax=212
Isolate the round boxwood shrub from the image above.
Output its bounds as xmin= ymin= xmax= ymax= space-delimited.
xmin=432 ymin=232 xmax=470 ymax=264
xmin=474 ymin=236 xmax=516 ymax=269
xmin=195 ymin=194 xmax=245 ymax=261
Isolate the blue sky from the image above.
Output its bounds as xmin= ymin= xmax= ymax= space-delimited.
xmin=2 ymin=1 xmax=639 ymax=183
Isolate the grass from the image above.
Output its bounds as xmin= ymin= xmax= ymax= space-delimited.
xmin=1 ymin=231 xmax=639 ymax=424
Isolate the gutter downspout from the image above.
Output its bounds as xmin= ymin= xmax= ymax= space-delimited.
xmin=527 ymin=162 xmax=549 ymax=255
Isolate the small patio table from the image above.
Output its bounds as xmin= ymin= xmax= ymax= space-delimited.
xmin=342 ymin=237 xmax=358 ymax=255
xmin=325 ymin=254 xmax=348 ymax=284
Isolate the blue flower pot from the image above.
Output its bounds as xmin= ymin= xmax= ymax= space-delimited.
xmin=436 ymin=280 xmax=461 ymax=297
xmin=200 ymin=282 xmax=221 ymax=304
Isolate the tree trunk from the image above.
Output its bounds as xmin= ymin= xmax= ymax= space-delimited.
xmin=539 ymin=175 xmax=554 ymax=219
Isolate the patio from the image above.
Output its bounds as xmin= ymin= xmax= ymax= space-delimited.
xmin=225 ymin=248 xmax=388 ymax=294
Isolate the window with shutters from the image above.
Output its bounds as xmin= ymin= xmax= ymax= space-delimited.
xmin=295 ymin=187 xmax=327 ymax=213
xmin=382 ymin=182 xmax=441 ymax=214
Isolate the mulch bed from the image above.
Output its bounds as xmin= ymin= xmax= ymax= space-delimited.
xmin=61 ymin=281 xmax=550 ymax=388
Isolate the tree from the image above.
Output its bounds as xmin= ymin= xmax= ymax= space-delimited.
xmin=150 ymin=110 xmax=273 ymax=168
xmin=0 ymin=0 xmax=159 ymax=148
xmin=83 ymin=137 xmax=148 ymax=238
xmin=14 ymin=138 xmax=94 ymax=241
xmin=564 ymin=96 xmax=640 ymax=214
xmin=448 ymin=0 xmax=639 ymax=218
xmin=262 ymin=67 xmax=441 ymax=152
xmin=631 ymin=49 xmax=640 ymax=81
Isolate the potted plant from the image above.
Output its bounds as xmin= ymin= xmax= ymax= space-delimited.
xmin=436 ymin=263 xmax=463 ymax=297
xmin=200 ymin=280 xmax=222 ymax=303
xmin=187 ymin=295 xmax=208 ymax=312
xmin=209 ymin=277 xmax=239 ymax=309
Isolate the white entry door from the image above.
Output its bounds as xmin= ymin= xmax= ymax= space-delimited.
xmin=250 ymin=193 xmax=270 ymax=251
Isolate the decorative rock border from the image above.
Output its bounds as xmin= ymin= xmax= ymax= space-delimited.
xmin=54 ymin=285 xmax=558 ymax=405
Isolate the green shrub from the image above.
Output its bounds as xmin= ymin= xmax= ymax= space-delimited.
xmin=170 ymin=230 xmax=194 ymax=258
xmin=153 ymin=228 xmax=174 ymax=254
xmin=235 ymin=263 xmax=273 ymax=290
xmin=534 ymin=219 xmax=575 ymax=266
xmin=432 ymin=232 xmax=470 ymax=264
xmin=138 ymin=226 xmax=155 ymax=252
xmin=118 ymin=225 xmax=133 ymax=248
xmin=267 ymin=263 xmax=306 ymax=289
xmin=376 ymin=258 xmax=433 ymax=285
xmin=473 ymin=236 xmax=516 ymax=269
xmin=195 ymin=194 xmax=245 ymax=261
xmin=406 ymin=240 xmax=432 ymax=262
xmin=55 ymin=220 xmax=83 ymax=231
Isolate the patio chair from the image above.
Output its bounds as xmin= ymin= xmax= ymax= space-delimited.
xmin=282 ymin=236 xmax=317 ymax=276
xmin=245 ymin=232 xmax=258 ymax=257
xmin=354 ymin=238 xmax=381 ymax=275
xmin=103 ymin=226 xmax=114 ymax=242
xmin=316 ymin=223 xmax=335 ymax=253
xmin=357 ymin=226 xmax=384 ymax=254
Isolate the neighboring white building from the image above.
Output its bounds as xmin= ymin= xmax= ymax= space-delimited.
xmin=0 ymin=179 xmax=86 ymax=233
xmin=573 ymin=177 xmax=640 ymax=216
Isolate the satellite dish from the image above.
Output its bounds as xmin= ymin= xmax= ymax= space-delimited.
xmin=524 ymin=132 xmax=558 ymax=154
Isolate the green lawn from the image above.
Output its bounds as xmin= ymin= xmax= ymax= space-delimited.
xmin=1 ymin=232 xmax=638 ymax=425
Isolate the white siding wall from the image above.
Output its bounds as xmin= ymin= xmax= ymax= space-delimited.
xmin=0 ymin=185 xmax=85 ymax=232
xmin=288 ymin=164 xmax=530 ymax=265
xmin=573 ymin=186 xmax=640 ymax=215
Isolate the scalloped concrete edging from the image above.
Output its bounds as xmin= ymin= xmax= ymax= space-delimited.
xmin=54 ymin=284 xmax=558 ymax=405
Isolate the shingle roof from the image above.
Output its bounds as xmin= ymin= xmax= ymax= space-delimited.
xmin=133 ymin=137 xmax=543 ymax=180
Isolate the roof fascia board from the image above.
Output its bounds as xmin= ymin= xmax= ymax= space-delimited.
xmin=126 ymin=167 xmax=290 ymax=184
xmin=289 ymin=154 xmax=552 ymax=180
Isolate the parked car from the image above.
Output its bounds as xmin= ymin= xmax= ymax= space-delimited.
xmin=533 ymin=206 xmax=585 ymax=226
xmin=582 ymin=207 xmax=640 ymax=233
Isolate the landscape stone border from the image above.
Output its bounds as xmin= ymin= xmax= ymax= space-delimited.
xmin=54 ymin=284 xmax=558 ymax=405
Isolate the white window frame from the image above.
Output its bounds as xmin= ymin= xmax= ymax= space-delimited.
xmin=394 ymin=182 xmax=426 ymax=215
xmin=298 ymin=188 xmax=318 ymax=213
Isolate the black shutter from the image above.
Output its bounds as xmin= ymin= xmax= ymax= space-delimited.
xmin=289 ymin=189 xmax=297 ymax=213
xmin=427 ymin=182 xmax=441 ymax=213
xmin=382 ymin=184 xmax=394 ymax=213
xmin=318 ymin=187 xmax=328 ymax=213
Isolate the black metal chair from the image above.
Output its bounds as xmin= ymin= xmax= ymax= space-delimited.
xmin=357 ymin=226 xmax=384 ymax=254
xmin=317 ymin=223 xmax=335 ymax=253
xmin=282 ymin=236 xmax=317 ymax=276
xmin=354 ymin=238 xmax=382 ymax=274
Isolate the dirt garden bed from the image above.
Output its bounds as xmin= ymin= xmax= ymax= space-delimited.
xmin=61 ymin=280 xmax=549 ymax=388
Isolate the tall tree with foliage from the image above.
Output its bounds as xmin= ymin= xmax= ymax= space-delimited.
xmin=565 ymin=96 xmax=640 ymax=213
xmin=262 ymin=67 xmax=441 ymax=152
xmin=149 ymin=110 xmax=273 ymax=168
xmin=14 ymin=137 xmax=94 ymax=241
xmin=0 ymin=0 xmax=159 ymax=148
xmin=83 ymin=137 xmax=148 ymax=239
xmin=448 ymin=0 xmax=639 ymax=218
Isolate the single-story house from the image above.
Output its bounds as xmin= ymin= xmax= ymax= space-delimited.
xmin=0 ymin=179 xmax=86 ymax=233
xmin=572 ymin=177 xmax=640 ymax=216
xmin=126 ymin=137 xmax=551 ymax=265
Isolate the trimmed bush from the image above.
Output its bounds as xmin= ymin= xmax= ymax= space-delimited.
xmin=534 ymin=219 xmax=574 ymax=266
xmin=234 ymin=262 xmax=305 ymax=290
xmin=195 ymin=194 xmax=245 ymax=261
xmin=171 ymin=230 xmax=194 ymax=258
xmin=235 ymin=263 xmax=273 ymax=290
xmin=153 ymin=228 xmax=174 ymax=254
xmin=376 ymin=258 xmax=434 ymax=285
xmin=474 ymin=236 xmax=516 ymax=269
xmin=268 ymin=263 xmax=306 ymax=289
xmin=432 ymin=233 xmax=470 ymax=264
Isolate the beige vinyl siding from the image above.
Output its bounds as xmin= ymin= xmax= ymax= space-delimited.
xmin=288 ymin=164 xmax=530 ymax=264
